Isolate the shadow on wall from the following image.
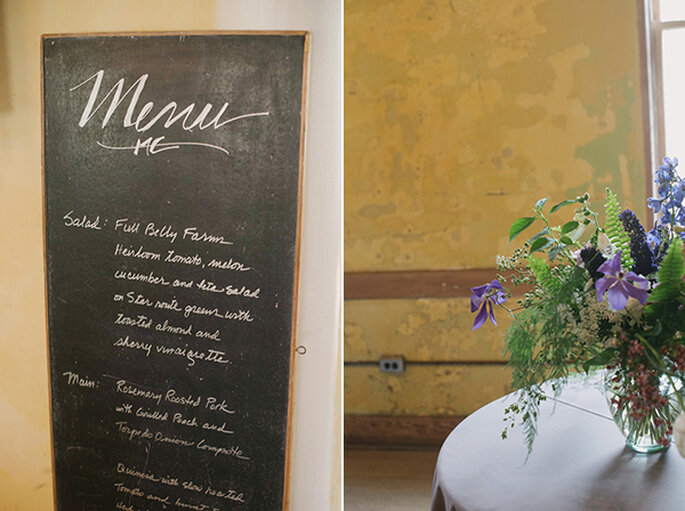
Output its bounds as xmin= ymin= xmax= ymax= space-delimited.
xmin=0 ymin=0 xmax=11 ymax=112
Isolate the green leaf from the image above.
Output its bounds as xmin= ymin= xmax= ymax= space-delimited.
xmin=526 ymin=227 xmax=550 ymax=244
xmin=559 ymin=236 xmax=574 ymax=246
xmin=529 ymin=236 xmax=553 ymax=253
xmin=643 ymin=319 xmax=662 ymax=338
xmin=535 ymin=198 xmax=549 ymax=211
xmin=561 ymin=221 xmax=579 ymax=235
xmin=582 ymin=348 xmax=618 ymax=373
xmin=509 ymin=217 xmax=536 ymax=242
xmin=548 ymin=245 xmax=564 ymax=261
xmin=550 ymin=199 xmax=576 ymax=214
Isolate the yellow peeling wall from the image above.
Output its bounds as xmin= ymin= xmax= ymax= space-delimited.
xmin=0 ymin=1 xmax=214 ymax=508
xmin=345 ymin=0 xmax=648 ymax=416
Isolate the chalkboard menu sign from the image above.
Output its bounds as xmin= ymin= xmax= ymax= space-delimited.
xmin=42 ymin=33 xmax=308 ymax=511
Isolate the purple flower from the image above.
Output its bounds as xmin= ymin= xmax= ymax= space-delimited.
xmin=664 ymin=156 xmax=679 ymax=169
xmin=647 ymin=197 xmax=663 ymax=213
xmin=674 ymin=180 xmax=685 ymax=203
xmin=595 ymin=251 xmax=649 ymax=310
xmin=658 ymin=182 xmax=670 ymax=197
xmin=656 ymin=156 xmax=679 ymax=182
xmin=470 ymin=279 xmax=507 ymax=330
xmin=647 ymin=228 xmax=661 ymax=248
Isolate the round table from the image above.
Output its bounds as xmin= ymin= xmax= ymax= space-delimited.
xmin=431 ymin=374 xmax=685 ymax=511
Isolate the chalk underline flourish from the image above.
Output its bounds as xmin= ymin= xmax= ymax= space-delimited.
xmin=97 ymin=137 xmax=230 ymax=157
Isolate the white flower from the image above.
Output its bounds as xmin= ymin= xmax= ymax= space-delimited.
xmin=597 ymin=232 xmax=614 ymax=256
xmin=569 ymin=212 xmax=587 ymax=242
xmin=674 ymin=413 xmax=685 ymax=458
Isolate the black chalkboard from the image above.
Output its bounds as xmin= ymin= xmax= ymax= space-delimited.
xmin=42 ymin=33 xmax=308 ymax=511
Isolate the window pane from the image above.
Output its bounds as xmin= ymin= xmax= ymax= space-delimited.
xmin=660 ymin=0 xmax=685 ymax=21
xmin=661 ymin=28 xmax=685 ymax=166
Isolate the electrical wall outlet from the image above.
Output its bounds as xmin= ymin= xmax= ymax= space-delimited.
xmin=379 ymin=356 xmax=404 ymax=373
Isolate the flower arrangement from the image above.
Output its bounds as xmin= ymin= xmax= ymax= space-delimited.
xmin=472 ymin=157 xmax=685 ymax=455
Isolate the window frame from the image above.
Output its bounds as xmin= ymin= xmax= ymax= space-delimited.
xmin=643 ymin=0 xmax=685 ymax=180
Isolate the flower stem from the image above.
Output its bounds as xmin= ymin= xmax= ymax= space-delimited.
xmin=498 ymin=303 xmax=525 ymax=330
xmin=537 ymin=212 xmax=576 ymax=265
xmin=636 ymin=333 xmax=685 ymax=412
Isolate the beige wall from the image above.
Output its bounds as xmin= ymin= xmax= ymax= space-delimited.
xmin=0 ymin=1 xmax=215 ymax=507
xmin=1 ymin=3 xmax=342 ymax=510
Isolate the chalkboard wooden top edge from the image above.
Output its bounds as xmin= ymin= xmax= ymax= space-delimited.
xmin=41 ymin=30 xmax=310 ymax=41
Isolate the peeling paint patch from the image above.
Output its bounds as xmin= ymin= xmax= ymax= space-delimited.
xmin=359 ymin=202 xmax=398 ymax=219
xmin=345 ymin=298 xmax=510 ymax=363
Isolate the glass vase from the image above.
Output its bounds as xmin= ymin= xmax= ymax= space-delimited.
xmin=603 ymin=368 xmax=680 ymax=453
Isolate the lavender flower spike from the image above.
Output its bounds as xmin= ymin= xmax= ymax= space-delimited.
xmin=470 ymin=279 xmax=507 ymax=330
xmin=595 ymin=251 xmax=649 ymax=311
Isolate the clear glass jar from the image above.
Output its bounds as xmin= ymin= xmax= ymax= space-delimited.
xmin=603 ymin=368 xmax=680 ymax=453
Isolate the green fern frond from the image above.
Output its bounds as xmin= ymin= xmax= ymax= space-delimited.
xmin=503 ymin=262 xmax=600 ymax=456
xmin=646 ymin=237 xmax=685 ymax=332
xmin=527 ymin=255 xmax=557 ymax=293
xmin=521 ymin=390 xmax=544 ymax=457
xmin=604 ymin=187 xmax=634 ymax=269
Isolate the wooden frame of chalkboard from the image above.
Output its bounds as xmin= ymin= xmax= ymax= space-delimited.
xmin=41 ymin=31 xmax=309 ymax=511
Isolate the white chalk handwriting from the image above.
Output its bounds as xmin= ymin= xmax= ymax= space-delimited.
xmin=70 ymin=70 xmax=270 ymax=158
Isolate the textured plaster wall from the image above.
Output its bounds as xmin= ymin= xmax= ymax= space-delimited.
xmin=0 ymin=1 xmax=215 ymax=508
xmin=345 ymin=298 xmax=512 ymax=362
xmin=345 ymin=364 xmax=512 ymax=416
xmin=344 ymin=0 xmax=648 ymax=415
xmin=345 ymin=0 xmax=647 ymax=272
